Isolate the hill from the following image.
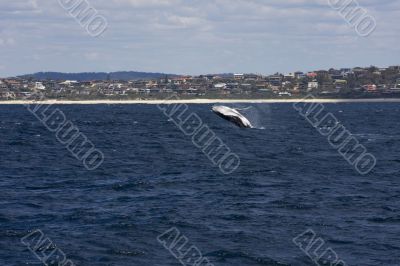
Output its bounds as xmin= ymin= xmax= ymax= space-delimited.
xmin=18 ymin=71 xmax=178 ymax=81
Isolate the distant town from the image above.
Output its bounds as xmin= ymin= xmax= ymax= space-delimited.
xmin=1 ymin=65 xmax=400 ymax=100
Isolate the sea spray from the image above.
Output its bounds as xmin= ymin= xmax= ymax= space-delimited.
xmin=229 ymin=104 xmax=272 ymax=130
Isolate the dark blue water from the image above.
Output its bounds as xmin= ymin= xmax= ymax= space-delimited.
xmin=0 ymin=103 xmax=399 ymax=266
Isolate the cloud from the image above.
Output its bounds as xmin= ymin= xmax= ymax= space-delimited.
xmin=0 ymin=0 xmax=398 ymax=77
xmin=111 ymin=0 xmax=180 ymax=7
xmin=0 ymin=37 xmax=15 ymax=46
xmin=84 ymin=52 xmax=100 ymax=60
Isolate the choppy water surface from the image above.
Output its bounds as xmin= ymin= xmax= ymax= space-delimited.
xmin=0 ymin=103 xmax=399 ymax=266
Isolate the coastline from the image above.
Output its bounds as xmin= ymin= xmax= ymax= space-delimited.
xmin=1 ymin=98 xmax=400 ymax=105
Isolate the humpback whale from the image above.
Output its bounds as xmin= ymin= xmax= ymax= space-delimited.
xmin=212 ymin=106 xmax=253 ymax=128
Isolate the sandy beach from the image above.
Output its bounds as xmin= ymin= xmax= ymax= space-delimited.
xmin=1 ymin=98 xmax=400 ymax=105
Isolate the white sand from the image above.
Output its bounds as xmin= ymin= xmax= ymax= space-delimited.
xmin=1 ymin=98 xmax=400 ymax=105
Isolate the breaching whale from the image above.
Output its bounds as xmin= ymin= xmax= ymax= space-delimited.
xmin=212 ymin=106 xmax=253 ymax=128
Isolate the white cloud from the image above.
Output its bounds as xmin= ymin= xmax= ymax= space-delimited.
xmin=0 ymin=37 xmax=15 ymax=46
xmin=111 ymin=0 xmax=180 ymax=7
xmin=0 ymin=0 xmax=399 ymax=77
xmin=84 ymin=52 xmax=100 ymax=60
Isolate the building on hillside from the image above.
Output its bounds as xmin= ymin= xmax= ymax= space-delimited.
xmin=331 ymin=74 xmax=345 ymax=80
xmin=307 ymin=80 xmax=319 ymax=91
xmin=268 ymin=75 xmax=282 ymax=86
xmin=284 ymin=73 xmax=295 ymax=79
xmin=270 ymin=86 xmax=281 ymax=94
xmin=321 ymin=81 xmax=336 ymax=93
xmin=334 ymin=80 xmax=347 ymax=91
xmin=363 ymin=84 xmax=377 ymax=92
xmin=5 ymin=79 xmax=22 ymax=90
xmin=389 ymin=66 xmax=400 ymax=72
xmin=396 ymin=78 xmax=400 ymax=87
xmin=389 ymin=79 xmax=400 ymax=92
xmin=307 ymin=72 xmax=318 ymax=79
xmin=204 ymin=75 xmax=215 ymax=80
xmin=279 ymin=91 xmax=292 ymax=97
xmin=353 ymin=67 xmax=367 ymax=74
xmin=244 ymin=74 xmax=260 ymax=81
xmin=340 ymin=68 xmax=352 ymax=75
xmin=0 ymin=80 xmax=8 ymax=90
xmin=214 ymin=83 xmax=227 ymax=89
xmin=328 ymin=68 xmax=341 ymax=75
xmin=294 ymin=72 xmax=306 ymax=79
xmin=234 ymin=74 xmax=244 ymax=80
xmin=60 ymin=80 xmax=78 ymax=85
xmin=35 ymin=82 xmax=46 ymax=90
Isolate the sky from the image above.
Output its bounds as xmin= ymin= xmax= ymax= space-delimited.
xmin=0 ymin=0 xmax=399 ymax=77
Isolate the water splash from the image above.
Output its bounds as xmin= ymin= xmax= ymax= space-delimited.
xmin=228 ymin=104 xmax=272 ymax=130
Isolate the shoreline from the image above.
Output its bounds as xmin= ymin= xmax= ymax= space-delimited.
xmin=1 ymin=98 xmax=400 ymax=105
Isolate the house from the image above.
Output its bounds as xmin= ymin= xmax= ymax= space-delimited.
xmin=328 ymin=68 xmax=341 ymax=75
xmin=333 ymin=80 xmax=347 ymax=92
xmin=268 ymin=75 xmax=282 ymax=86
xmin=291 ymin=84 xmax=300 ymax=93
xmin=307 ymin=72 xmax=318 ymax=79
xmin=127 ymin=88 xmax=140 ymax=94
xmin=226 ymin=82 xmax=239 ymax=89
xmin=279 ymin=91 xmax=292 ymax=97
xmin=340 ymin=68 xmax=352 ymax=75
xmin=35 ymin=82 xmax=46 ymax=90
xmin=244 ymin=74 xmax=260 ymax=81
xmin=0 ymin=91 xmax=13 ymax=99
xmin=240 ymin=83 xmax=252 ymax=91
xmin=388 ymin=66 xmax=400 ymax=72
xmin=270 ymin=86 xmax=281 ymax=94
xmin=258 ymin=88 xmax=271 ymax=93
xmin=331 ymin=74 xmax=345 ymax=80
xmin=234 ymin=74 xmax=244 ymax=80
xmin=284 ymin=73 xmax=295 ymax=80
xmin=388 ymin=79 xmax=400 ymax=92
xmin=214 ymin=83 xmax=227 ymax=89
xmin=204 ymin=75 xmax=215 ymax=80
xmin=146 ymin=81 xmax=158 ymax=88
xmin=139 ymin=88 xmax=151 ymax=94
xmin=363 ymin=84 xmax=377 ymax=92
xmin=308 ymin=80 xmax=319 ymax=91
xmin=334 ymin=79 xmax=347 ymax=87
xmin=187 ymin=88 xmax=198 ymax=95
xmin=294 ymin=72 xmax=306 ymax=79
xmin=59 ymin=80 xmax=78 ymax=86
xmin=353 ymin=67 xmax=367 ymax=74
xmin=0 ymin=80 xmax=8 ymax=90
xmin=5 ymin=79 xmax=22 ymax=90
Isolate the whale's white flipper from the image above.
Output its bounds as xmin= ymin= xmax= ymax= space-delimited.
xmin=212 ymin=106 xmax=253 ymax=128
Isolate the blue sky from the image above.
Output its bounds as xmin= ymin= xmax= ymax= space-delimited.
xmin=0 ymin=0 xmax=399 ymax=77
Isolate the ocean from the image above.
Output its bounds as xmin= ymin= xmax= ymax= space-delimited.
xmin=0 ymin=103 xmax=399 ymax=266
